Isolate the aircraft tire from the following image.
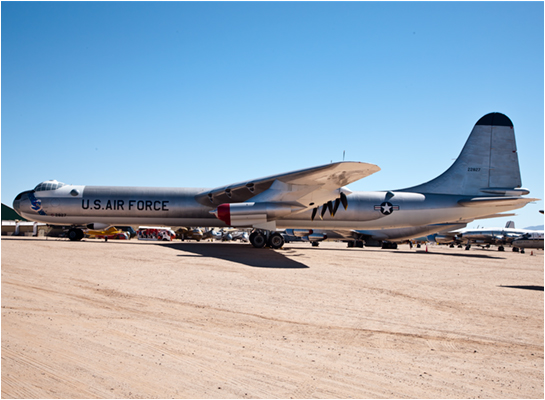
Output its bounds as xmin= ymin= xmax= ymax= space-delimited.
xmin=250 ymin=232 xmax=267 ymax=248
xmin=68 ymin=228 xmax=84 ymax=241
xmin=268 ymin=233 xmax=284 ymax=249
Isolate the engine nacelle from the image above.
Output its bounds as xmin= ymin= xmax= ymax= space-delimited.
xmin=434 ymin=234 xmax=454 ymax=244
xmin=211 ymin=202 xmax=302 ymax=227
xmin=307 ymin=233 xmax=327 ymax=241
xmin=285 ymin=229 xmax=314 ymax=237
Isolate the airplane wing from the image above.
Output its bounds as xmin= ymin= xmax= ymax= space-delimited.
xmin=196 ymin=161 xmax=380 ymax=208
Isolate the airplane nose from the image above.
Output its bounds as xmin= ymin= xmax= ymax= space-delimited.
xmin=12 ymin=190 xmax=32 ymax=215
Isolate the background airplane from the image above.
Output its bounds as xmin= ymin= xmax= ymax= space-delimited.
xmin=512 ymin=232 xmax=544 ymax=252
xmin=13 ymin=113 xmax=538 ymax=249
xmin=85 ymin=226 xmax=128 ymax=240
xmin=176 ymin=227 xmax=204 ymax=241
xmin=433 ymin=221 xmax=544 ymax=251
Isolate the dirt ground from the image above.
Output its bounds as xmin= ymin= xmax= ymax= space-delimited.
xmin=2 ymin=236 xmax=543 ymax=399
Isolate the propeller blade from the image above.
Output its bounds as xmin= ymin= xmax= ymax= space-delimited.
xmin=340 ymin=192 xmax=348 ymax=210
xmin=321 ymin=204 xmax=328 ymax=219
xmin=332 ymin=198 xmax=341 ymax=216
xmin=311 ymin=207 xmax=317 ymax=221
xmin=327 ymin=201 xmax=334 ymax=216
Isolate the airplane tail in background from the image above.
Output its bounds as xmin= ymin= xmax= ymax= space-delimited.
xmin=400 ymin=113 xmax=525 ymax=196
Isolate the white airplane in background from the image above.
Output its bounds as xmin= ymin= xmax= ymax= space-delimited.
xmin=434 ymin=221 xmax=544 ymax=251
xmin=13 ymin=113 xmax=538 ymax=249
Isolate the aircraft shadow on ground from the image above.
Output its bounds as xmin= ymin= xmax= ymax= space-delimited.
xmin=393 ymin=250 xmax=507 ymax=260
xmin=499 ymin=285 xmax=544 ymax=292
xmin=303 ymin=246 xmax=507 ymax=260
xmin=159 ymin=242 xmax=310 ymax=269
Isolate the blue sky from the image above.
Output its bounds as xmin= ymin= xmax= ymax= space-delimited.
xmin=2 ymin=1 xmax=543 ymax=229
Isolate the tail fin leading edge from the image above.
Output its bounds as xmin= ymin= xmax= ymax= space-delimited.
xmin=401 ymin=113 xmax=522 ymax=196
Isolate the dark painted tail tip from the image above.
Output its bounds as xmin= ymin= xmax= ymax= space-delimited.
xmin=476 ymin=112 xmax=513 ymax=127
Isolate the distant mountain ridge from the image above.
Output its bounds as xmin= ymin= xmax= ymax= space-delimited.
xmin=524 ymin=225 xmax=544 ymax=231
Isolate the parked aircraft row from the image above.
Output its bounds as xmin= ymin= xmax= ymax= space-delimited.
xmin=284 ymin=221 xmax=544 ymax=252
xmin=433 ymin=221 xmax=544 ymax=251
xmin=13 ymin=113 xmax=539 ymax=249
xmin=177 ymin=227 xmax=249 ymax=242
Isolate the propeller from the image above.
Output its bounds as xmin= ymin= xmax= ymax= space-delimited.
xmin=320 ymin=204 xmax=327 ymax=219
xmin=340 ymin=192 xmax=348 ymax=210
xmin=327 ymin=201 xmax=334 ymax=216
xmin=310 ymin=193 xmax=349 ymax=220
xmin=332 ymin=198 xmax=341 ymax=217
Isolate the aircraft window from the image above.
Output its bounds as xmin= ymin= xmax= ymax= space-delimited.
xmin=34 ymin=181 xmax=66 ymax=191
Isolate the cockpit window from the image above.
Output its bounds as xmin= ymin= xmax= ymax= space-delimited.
xmin=34 ymin=180 xmax=66 ymax=191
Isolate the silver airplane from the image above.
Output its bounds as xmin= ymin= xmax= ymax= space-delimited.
xmin=429 ymin=220 xmax=542 ymax=250
xmin=13 ymin=112 xmax=538 ymax=249
xmin=512 ymin=232 xmax=544 ymax=252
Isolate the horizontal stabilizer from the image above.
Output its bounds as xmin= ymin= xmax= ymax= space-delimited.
xmin=458 ymin=197 xmax=539 ymax=208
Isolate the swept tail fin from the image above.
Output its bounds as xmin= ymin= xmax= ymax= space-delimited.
xmin=400 ymin=113 xmax=523 ymax=196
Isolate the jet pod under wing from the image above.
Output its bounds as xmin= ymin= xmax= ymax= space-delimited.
xmin=196 ymin=161 xmax=380 ymax=207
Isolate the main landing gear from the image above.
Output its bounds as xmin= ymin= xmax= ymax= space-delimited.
xmin=249 ymin=230 xmax=285 ymax=249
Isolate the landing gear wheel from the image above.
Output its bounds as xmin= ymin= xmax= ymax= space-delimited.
xmin=268 ymin=232 xmax=284 ymax=249
xmin=68 ymin=228 xmax=84 ymax=241
xmin=250 ymin=231 xmax=267 ymax=248
xmin=498 ymin=245 xmax=505 ymax=251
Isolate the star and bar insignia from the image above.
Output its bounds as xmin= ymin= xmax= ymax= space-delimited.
xmin=374 ymin=201 xmax=399 ymax=215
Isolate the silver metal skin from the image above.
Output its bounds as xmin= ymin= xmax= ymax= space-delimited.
xmin=13 ymin=113 xmax=538 ymax=246
xmin=512 ymin=232 xmax=544 ymax=250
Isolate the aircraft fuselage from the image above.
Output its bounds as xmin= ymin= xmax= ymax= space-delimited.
xmin=13 ymin=183 xmax=527 ymax=231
